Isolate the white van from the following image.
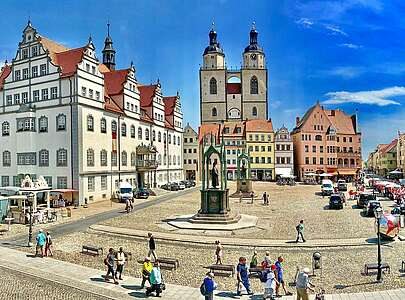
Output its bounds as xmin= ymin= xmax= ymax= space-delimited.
xmin=116 ymin=182 xmax=133 ymax=203
xmin=321 ymin=179 xmax=334 ymax=196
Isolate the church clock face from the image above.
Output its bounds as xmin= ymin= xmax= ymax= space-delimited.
xmin=250 ymin=53 xmax=257 ymax=60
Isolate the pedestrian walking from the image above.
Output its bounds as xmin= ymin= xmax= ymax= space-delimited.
xmin=250 ymin=191 xmax=254 ymax=204
xmin=296 ymin=220 xmax=306 ymax=243
xmin=140 ymin=256 xmax=153 ymax=289
xmin=239 ymin=191 xmax=243 ymax=203
xmin=275 ymin=256 xmax=292 ymax=297
xmin=148 ymin=232 xmax=157 ymax=261
xmin=296 ymin=267 xmax=315 ymax=300
xmin=115 ymin=247 xmax=125 ymax=280
xmin=249 ymin=251 xmax=258 ymax=268
xmin=261 ymin=251 xmax=272 ymax=269
xmin=45 ymin=231 xmax=53 ymax=257
xmin=215 ymin=240 xmax=223 ymax=265
xmin=35 ymin=229 xmax=46 ymax=258
xmin=262 ymin=192 xmax=269 ymax=205
xmin=104 ymin=248 xmax=119 ymax=284
xmin=262 ymin=264 xmax=279 ymax=299
xmin=236 ymin=257 xmax=253 ymax=296
xmin=146 ymin=261 xmax=163 ymax=297
xmin=201 ymin=272 xmax=217 ymax=300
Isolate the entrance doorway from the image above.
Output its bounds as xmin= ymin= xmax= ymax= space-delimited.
xmin=257 ymin=170 xmax=264 ymax=181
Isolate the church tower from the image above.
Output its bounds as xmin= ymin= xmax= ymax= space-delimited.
xmin=241 ymin=23 xmax=268 ymax=120
xmin=200 ymin=23 xmax=226 ymax=124
xmin=102 ymin=23 xmax=116 ymax=71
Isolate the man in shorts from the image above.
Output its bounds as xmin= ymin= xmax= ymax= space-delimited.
xmin=275 ymin=256 xmax=292 ymax=297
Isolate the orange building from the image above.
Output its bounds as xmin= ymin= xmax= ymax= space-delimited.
xmin=291 ymin=103 xmax=362 ymax=181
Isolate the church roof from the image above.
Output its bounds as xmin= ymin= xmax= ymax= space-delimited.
xmin=0 ymin=64 xmax=11 ymax=91
xmin=139 ymin=84 xmax=157 ymax=107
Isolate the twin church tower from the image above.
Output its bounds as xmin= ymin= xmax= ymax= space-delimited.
xmin=200 ymin=23 xmax=268 ymax=124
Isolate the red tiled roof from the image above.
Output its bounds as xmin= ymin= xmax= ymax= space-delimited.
xmin=103 ymin=69 xmax=129 ymax=96
xmin=381 ymin=139 xmax=397 ymax=155
xmin=165 ymin=118 xmax=175 ymax=129
xmin=163 ymin=96 xmax=177 ymax=116
xmin=0 ymin=65 xmax=11 ymax=90
xmin=226 ymin=83 xmax=241 ymax=94
xmin=140 ymin=109 xmax=154 ymax=124
xmin=198 ymin=123 xmax=221 ymax=143
xmin=54 ymin=47 xmax=86 ymax=78
xmin=99 ymin=63 xmax=110 ymax=73
xmin=221 ymin=121 xmax=245 ymax=136
xmin=139 ymin=85 xmax=157 ymax=107
xmin=104 ymin=96 xmax=124 ymax=114
xmin=245 ymin=119 xmax=273 ymax=132
xmin=324 ymin=109 xmax=356 ymax=135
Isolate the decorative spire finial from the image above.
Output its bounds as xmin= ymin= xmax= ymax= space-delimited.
xmin=130 ymin=61 xmax=134 ymax=68
xmin=252 ymin=21 xmax=256 ymax=30
xmin=107 ymin=21 xmax=110 ymax=37
xmin=211 ymin=20 xmax=215 ymax=31
xmin=88 ymin=34 xmax=92 ymax=43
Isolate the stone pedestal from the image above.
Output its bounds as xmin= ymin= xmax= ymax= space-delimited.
xmin=237 ymin=179 xmax=253 ymax=193
xmin=191 ymin=189 xmax=240 ymax=224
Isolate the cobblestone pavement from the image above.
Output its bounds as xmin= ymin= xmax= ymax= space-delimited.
xmin=0 ymin=265 xmax=111 ymax=300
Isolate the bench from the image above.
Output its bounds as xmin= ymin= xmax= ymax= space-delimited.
xmin=158 ymin=257 xmax=179 ymax=270
xmin=249 ymin=266 xmax=263 ymax=278
xmin=364 ymin=263 xmax=390 ymax=275
xmin=82 ymin=245 xmax=103 ymax=256
xmin=205 ymin=264 xmax=235 ymax=277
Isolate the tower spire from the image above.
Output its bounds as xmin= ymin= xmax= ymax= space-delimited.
xmin=102 ymin=22 xmax=116 ymax=70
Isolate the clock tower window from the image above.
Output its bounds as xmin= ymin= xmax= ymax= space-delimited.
xmin=209 ymin=77 xmax=217 ymax=94
xmin=250 ymin=76 xmax=258 ymax=94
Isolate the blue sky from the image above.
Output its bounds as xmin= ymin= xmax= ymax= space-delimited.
xmin=0 ymin=0 xmax=404 ymax=157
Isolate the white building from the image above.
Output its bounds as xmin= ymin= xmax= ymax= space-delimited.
xmin=0 ymin=22 xmax=183 ymax=203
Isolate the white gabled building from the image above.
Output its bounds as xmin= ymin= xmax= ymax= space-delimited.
xmin=0 ymin=21 xmax=184 ymax=203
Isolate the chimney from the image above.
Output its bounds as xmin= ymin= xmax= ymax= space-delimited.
xmin=330 ymin=110 xmax=335 ymax=116
xmin=296 ymin=117 xmax=300 ymax=126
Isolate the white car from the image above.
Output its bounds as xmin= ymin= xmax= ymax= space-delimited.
xmin=321 ymin=179 xmax=334 ymax=196
xmin=177 ymin=182 xmax=185 ymax=190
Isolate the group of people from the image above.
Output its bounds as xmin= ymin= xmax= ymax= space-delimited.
xmin=103 ymin=232 xmax=164 ymax=297
xmin=35 ymin=229 xmax=53 ymax=257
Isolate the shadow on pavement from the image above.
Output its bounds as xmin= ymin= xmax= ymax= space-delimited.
xmin=128 ymin=291 xmax=148 ymax=298
xmin=25 ymin=254 xmax=37 ymax=258
xmin=121 ymin=284 xmax=141 ymax=290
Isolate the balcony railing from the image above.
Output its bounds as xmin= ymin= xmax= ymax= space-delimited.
xmin=136 ymin=159 xmax=158 ymax=170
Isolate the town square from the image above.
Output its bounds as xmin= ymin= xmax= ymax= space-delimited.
xmin=0 ymin=1 xmax=404 ymax=299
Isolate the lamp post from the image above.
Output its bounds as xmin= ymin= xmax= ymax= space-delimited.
xmin=27 ymin=193 xmax=34 ymax=247
xmin=374 ymin=206 xmax=383 ymax=282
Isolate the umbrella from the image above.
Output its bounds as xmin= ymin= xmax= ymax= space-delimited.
xmin=389 ymin=170 xmax=402 ymax=175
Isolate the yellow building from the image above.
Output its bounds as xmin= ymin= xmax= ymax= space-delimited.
xmin=245 ymin=119 xmax=275 ymax=180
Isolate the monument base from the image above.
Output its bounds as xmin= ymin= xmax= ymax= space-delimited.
xmin=190 ymin=212 xmax=241 ymax=224
xmin=230 ymin=178 xmax=254 ymax=198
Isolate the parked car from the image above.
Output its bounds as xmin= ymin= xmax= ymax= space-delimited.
xmin=337 ymin=179 xmax=348 ymax=191
xmin=134 ymin=188 xmax=150 ymax=199
xmin=160 ymin=183 xmax=170 ymax=190
xmin=179 ymin=180 xmax=191 ymax=188
xmin=329 ymin=194 xmax=344 ymax=209
xmin=177 ymin=182 xmax=186 ymax=190
xmin=187 ymin=180 xmax=196 ymax=187
xmin=357 ymin=192 xmax=376 ymax=208
xmin=321 ymin=179 xmax=334 ymax=196
xmin=363 ymin=200 xmax=382 ymax=217
xmin=170 ymin=182 xmax=180 ymax=191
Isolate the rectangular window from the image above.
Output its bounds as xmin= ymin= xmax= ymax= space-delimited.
xmin=40 ymin=64 xmax=46 ymax=76
xmin=22 ymin=49 xmax=28 ymax=59
xmin=267 ymin=157 xmax=272 ymax=163
xmin=261 ymin=135 xmax=265 ymax=141
xmin=15 ymin=70 xmax=21 ymax=81
xmin=86 ymin=64 xmax=90 ymax=72
xmin=16 ymin=118 xmax=35 ymax=132
xmin=14 ymin=94 xmax=20 ymax=105
xmin=255 ymin=157 xmax=259 ymax=163
xmin=82 ymin=87 xmax=86 ymax=96
xmin=23 ymin=68 xmax=29 ymax=79
xmin=89 ymin=89 xmax=94 ymax=99
xmin=96 ymin=91 xmax=100 ymax=100
xmin=305 ymin=157 xmax=309 ymax=164
xmin=32 ymin=46 xmax=38 ymax=57
xmin=305 ymin=145 xmax=309 ymax=152
xmin=255 ymin=146 xmax=259 ymax=152
xmin=320 ymin=146 xmax=324 ymax=153
xmin=1 ymin=176 xmax=9 ymax=187
xmin=92 ymin=66 xmax=96 ymax=74
xmin=320 ymin=157 xmax=324 ymax=165
xmin=6 ymin=95 xmax=12 ymax=105
xmin=33 ymin=90 xmax=39 ymax=101
xmin=101 ymin=176 xmax=107 ymax=190
xmin=57 ymin=177 xmax=68 ymax=189
xmin=111 ymin=152 xmax=117 ymax=166
xmin=22 ymin=92 xmax=28 ymax=103
xmin=261 ymin=146 xmax=266 ymax=152
xmin=312 ymin=145 xmax=316 ymax=153
xmin=42 ymin=88 xmax=48 ymax=100
xmin=44 ymin=176 xmax=52 ymax=187
xmin=32 ymin=66 xmax=38 ymax=77
xmin=88 ymin=176 xmax=95 ymax=192
xmin=17 ymin=153 xmax=36 ymax=165
xmin=312 ymin=157 xmax=316 ymax=165
xmin=51 ymin=87 xmax=58 ymax=99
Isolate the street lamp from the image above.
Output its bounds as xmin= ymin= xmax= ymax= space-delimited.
xmin=374 ymin=206 xmax=383 ymax=282
xmin=27 ymin=193 xmax=34 ymax=247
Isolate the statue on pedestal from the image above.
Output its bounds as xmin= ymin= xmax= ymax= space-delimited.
xmin=211 ymin=161 xmax=219 ymax=188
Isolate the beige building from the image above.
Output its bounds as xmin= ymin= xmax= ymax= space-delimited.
xmin=274 ymin=126 xmax=294 ymax=177
xmin=183 ymin=123 xmax=199 ymax=181
xmin=397 ymin=132 xmax=405 ymax=173
xmin=200 ymin=23 xmax=268 ymax=124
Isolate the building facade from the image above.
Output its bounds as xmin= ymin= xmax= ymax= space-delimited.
xmin=291 ymin=103 xmax=362 ymax=181
xmin=397 ymin=133 xmax=405 ymax=173
xmin=200 ymin=23 xmax=268 ymax=124
xmin=0 ymin=22 xmax=183 ymax=203
xmin=183 ymin=123 xmax=199 ymax=180
xmin=274 ymin=126 xmax=294 ymax=177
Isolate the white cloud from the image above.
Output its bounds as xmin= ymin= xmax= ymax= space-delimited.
xmin=324 ymin=24 xmax=348 ymax=36
xmin=338 ymin=43 xmax=362 ymax=49
xmin=324 ymin=66 xmax=365 ymax=79
xmin=270 ymin=100 xmax=282 ymax=109
xmin=295 ymin=17 xmax=314 ymax=27
xmin=323 ymin=86 xmax=405 ymax=106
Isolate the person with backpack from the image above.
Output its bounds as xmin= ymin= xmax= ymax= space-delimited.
xmin=261 ymin=264 xmax=279 ymax=299
xmin=146 ymin=261 xmax=163 ymax=297
xmin=201 ymin=272 xmax=217 ymax=300
xmin=296 ymin=220 xmax=306 ymax=243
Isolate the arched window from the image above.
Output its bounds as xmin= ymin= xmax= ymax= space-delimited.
xmin=100 ymin=150 xmax=107 ymax=166
xmin=250 ymin=76 xmax=258 ymax=94
xmin=56 ymin=114 xmax=66 ymax=131
xmin=131 ymin=152 xmax=136 ymax=166
xmin=2 ymin=121 xmax=10 ymax=136
xmin=173 ymin=135 xmax=176 ymax=145
xmin=87 ymin=115 xmax=94 ymax=131
xmin=111 ymin=120 xmax=117 ymax=134
xmin=39 ymin=149 xmax=49 ymax=166
xmin=158 ymin=131 xmax=162 ymax=142
xmin=163 ymin=133 xmax=167 ymax=143
xmin=130 ymin=125 xmax=135 ymax=138
xmin=315 ymin=135 xmax=322 ymax=141
xmin=152 ymin=130 xmax=156 ymax=141
xmin=177 ymin=136 xmax=180 ymax=145
xmin=121 ymin=123 xmax=127 ymax=137
xmin=100 ymin=118 xmax=106 ymax=133
xmin=138 ymin=127 xmax=142 ymax=139
xmin=212 ymin=107 xmax=217 ymax=117
xmin=87 ymin=149 xmax=94 ymax=167
xmin=122 ymin=151 xmax=127 ymax=166
xmin=145 ymin=128 xmax=150 ymax=141
xmin=344 ymin=158 xmax=349 ymax=166
xmin=56 ymin=148 xmax=67 ymax=166
xmin=252 ymin=106 xmax=257 ymax=116
xmin=350 ymin=159 xmax=355 ymax=166
xmin=157 ymin=154 xmax=162 ymax=165
xmin=177 ymin=155 xmax=180 ymax=165
xmin=209 ymin=77 xmax=217 ymax=94
xmin=3 ymin=150 xmax=11 ymax=166
xmin=173 ymin=155 xmax=176 ymax=165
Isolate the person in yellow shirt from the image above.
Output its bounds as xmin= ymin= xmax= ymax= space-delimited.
xmin=140 ymin=257 xmax=153 ymax=289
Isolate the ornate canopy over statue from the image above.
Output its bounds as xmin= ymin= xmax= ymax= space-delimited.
xmin=237 ymin=150 xmax=251 ymax=180
xmin=201 ymin=138 xmax=227 ymax=191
